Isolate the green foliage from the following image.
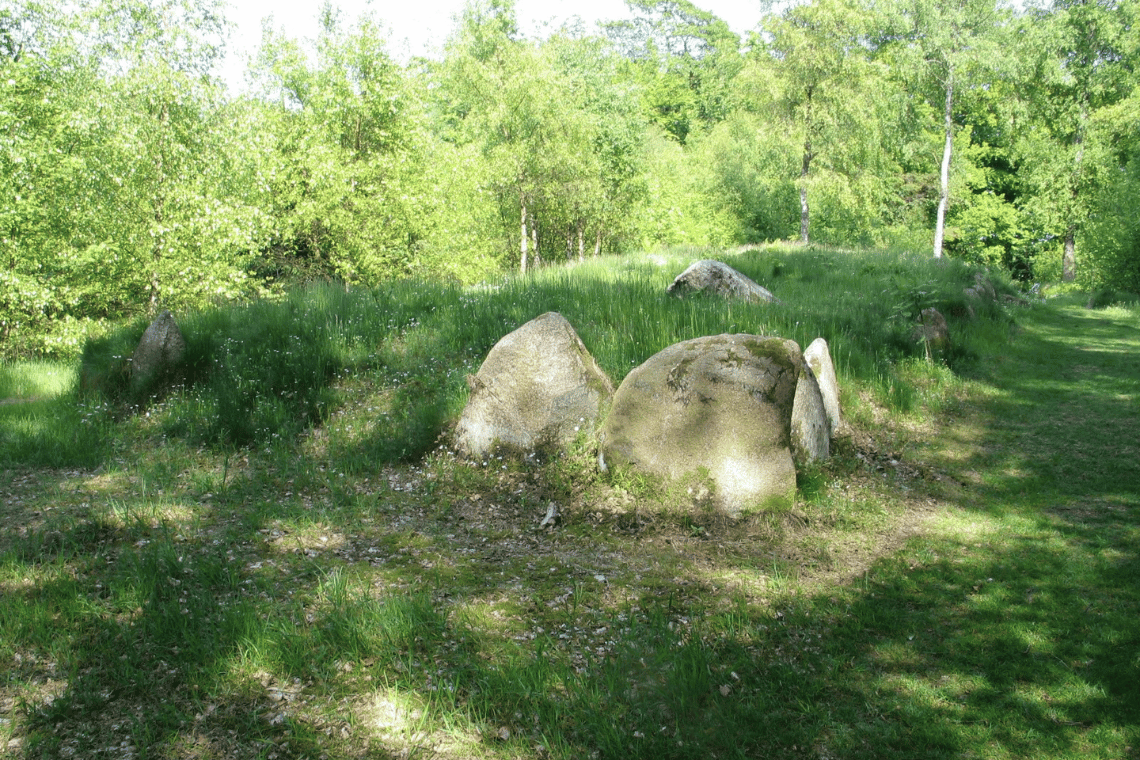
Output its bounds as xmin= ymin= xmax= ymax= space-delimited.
xmin=249 ymin=12 xmax=436 ymax=286
xmin=602 ymin=0 xmax=743 ymax=144
xmin=1082 ymin=92 xmax=1140 ymax=291
xmin=1010 ymin=0 xmax=1138 ymax=282
xmin=694 ymin=112 xmax=800 ymax=242
xmin=433 ymin=4 xmax=656 ymax=270
xmin=5 ymin=0 xmax=1139 ymax=361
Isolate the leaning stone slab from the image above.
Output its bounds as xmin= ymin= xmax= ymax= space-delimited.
xmin=454 ymin=312 xmax=614 ymax=458
xmin=130 ymin=310 xmax=186 ymax=392
xmin=803 ymin=337 xmax=841 ymax=437
xmin=666 ymin=260 xmax=780 ymax=303
xmin=791 ymin=364 xmax=829 ymax=466
xmin=600 ymin=334 xmax=801 ymax=516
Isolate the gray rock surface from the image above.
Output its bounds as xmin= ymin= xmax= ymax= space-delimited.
xmin=916 ymin=307 xmax=950 ymax=351
xmin=130 ymin=310 xmax=186 ymax=390
xmin=803 ymin=337 xmax=841 ymax=437
xmin=600 ymin=334 xmax=801 ymax=516
xmin=454 ymin=312 xmax=614 ymax=458
xmin=666 ymin=260 xmax=780 ymax=303
xmin=791 ymin=364 xmax=830 ymax=465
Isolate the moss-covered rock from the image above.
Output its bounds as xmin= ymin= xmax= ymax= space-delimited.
xmin=454 ymin=312 xmax=614 ymax=458
xmin=600 ymin=334 xmax=801 ymax=516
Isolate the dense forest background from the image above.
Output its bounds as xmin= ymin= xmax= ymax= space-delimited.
xmin=2 ymin=0 xmax=1137 ymax=356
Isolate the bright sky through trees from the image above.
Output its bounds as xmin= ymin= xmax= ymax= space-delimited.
xmin=220 ymin=0 xmax=761 ymax=92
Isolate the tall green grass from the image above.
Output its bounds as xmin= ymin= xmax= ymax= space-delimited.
xmin=15 ymin=245 xmax=1019 ymax=466
xmin=0 ymin=361 xmax=111 ymax=467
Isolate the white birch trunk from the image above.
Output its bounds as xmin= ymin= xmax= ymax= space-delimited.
xmin=933 ymin=72 xmax=954 ymax=259
xmin=520 ymin=194 xmax=528 ymax=274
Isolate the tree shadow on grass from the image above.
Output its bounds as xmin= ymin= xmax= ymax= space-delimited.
xmin=771 ymin=301 xmax=1140 ymax=758
xmin=3 ymin=297 xmax=1137 ymax=759
xmin=547 ymin=301 xmax=1140 ymax=759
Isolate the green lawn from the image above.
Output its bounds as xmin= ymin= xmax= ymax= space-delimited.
xmin=1 ymin=257 xmax=1137 ymax=760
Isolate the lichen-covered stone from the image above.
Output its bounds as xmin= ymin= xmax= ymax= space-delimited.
xmin=666 ymin=260 xmax=780 ymax=303
xmin=600 ymin=334 xmax=801 ymax=516
xmin=454 ymin=312 xmax=613 ymax=458
xmin=130 ymin=310 xmax=186 ymax=392
xmin=791 ymin=364 xmax=830 ymax=466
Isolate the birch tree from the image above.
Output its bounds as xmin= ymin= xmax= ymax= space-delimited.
xmin=882 ymin=0 xmax=1011 ymax=258
xmin=751 ymin=0 xmax=893 ymax=245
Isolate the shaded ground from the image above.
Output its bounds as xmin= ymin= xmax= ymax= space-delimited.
xmin=1 ymin=297 xmax=1138 ymax=759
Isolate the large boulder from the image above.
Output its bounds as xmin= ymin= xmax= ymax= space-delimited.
xmin=130 ymin=310 xmax=186 ymax=392
xmin=600 ymin=334 xmax=803 ymax=516
xmin=454 ymin=312 xmax=614 ymax=458
xmin=791 ymin=364 xmax=829 ymax=466
xmin=803 ymin=337 xmax=841 ymax=437
xmin=666 ymin=260 xmax=780 ymax=303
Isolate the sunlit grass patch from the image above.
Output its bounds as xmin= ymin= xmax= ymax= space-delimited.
xmin=358 ymin=685 xmax=486 ymax=759
xmin=0 ymin=393 xmax=111 ymax=468
xmin=0 ymin=360 xmax=76 ymax=399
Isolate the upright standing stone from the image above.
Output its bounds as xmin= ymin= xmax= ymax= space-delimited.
xmin=130 ymin=310 xmax=186 ymax=392
xmin=601 ymin=334 xmax=802 ymax=516
xmin=804 ymin=337 xmax=841 ymax=437
xmin=454 ymin=312 xmax=614 ymax=458
xmin=791 ymin=364 xmax=830 ymax=465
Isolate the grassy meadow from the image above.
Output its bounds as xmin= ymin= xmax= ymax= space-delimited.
xmin=1 ymin=245 xmax=1137 ymax=759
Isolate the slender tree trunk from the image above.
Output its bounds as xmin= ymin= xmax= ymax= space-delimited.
xmin=799 ymin=147 xmax=811 ymax=245
xmin=150 ymin=197 xmax=164 ymax=313
xmin=1062 ymin=227 xmax=1077 ymax=282
xmin=531 ymin=213 xmax=540 ymax=266
xmin=520 ymin=193 xmax=528 ymax=274
xmin=577 ymin=222 xmax=585 ymax=262
xmin=933 ymin=72 xmax=954 ymax=259
xmin=594 ymin=228 xmax=602 ymax=257
xmin=149 ymin=101 xmax=169 ymax=314
xmin=799 ymin=86 xmax=813 ymax=245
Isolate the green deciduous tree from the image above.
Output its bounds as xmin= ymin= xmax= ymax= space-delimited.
xmin=748 ymin=0 xmax=900 ymax=245
xmin=1081 ymin=74 xmax=1140 ymax=289
xmin=0 ymin=0 xmax=268 ymax=355
xmin=603 ymin=0 xmax=743 ymax=144
xmin=249 ymin=4 xmax=435 ymax=285
xmin=1013 ymin=0 xmax=1136 ymax=282
xmin=880 ymin=0 xmax=1013 ymax=258
xmin=436 ymin=0 xmax=651 ymax=271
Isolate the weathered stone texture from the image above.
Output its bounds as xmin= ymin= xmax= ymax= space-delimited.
xmin=804 ymin=337 xmax=841 ymax=437
xmin=454 ymin=312 xmax=614 ymax=458
xmin=130 ymin=310 xmax=186 ymax=391
xmin=600 ymin=334 xmax=801 ymax=516
xmin=666 ymin=260 xmax=780 ymax=303
xmin=791 ymin=364 xmax=830 ymax=466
